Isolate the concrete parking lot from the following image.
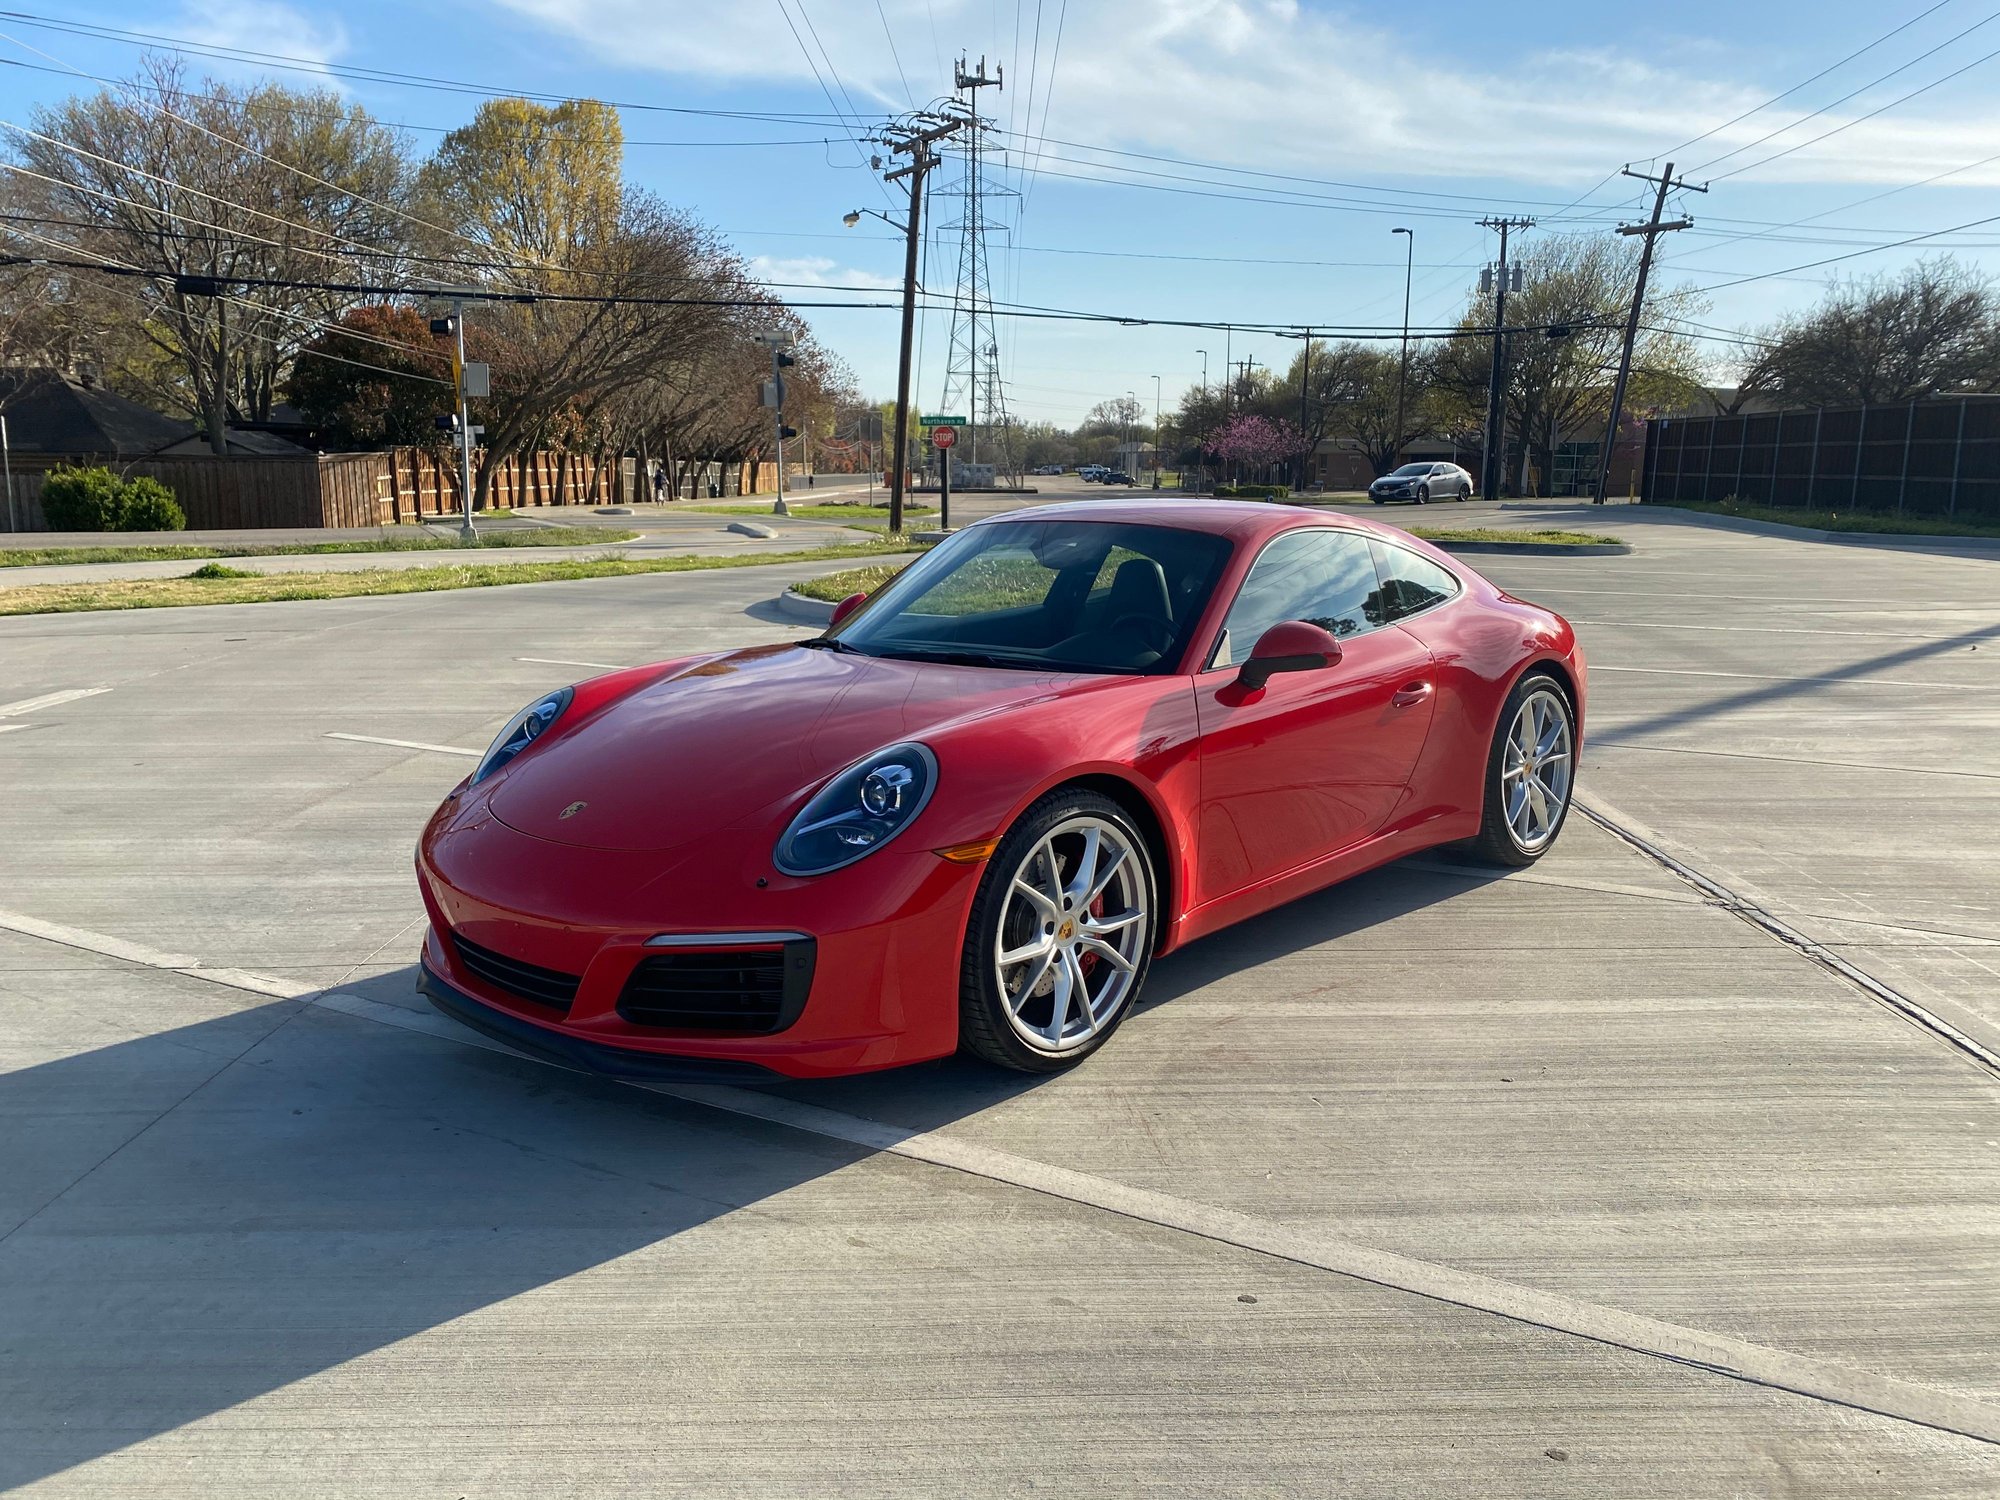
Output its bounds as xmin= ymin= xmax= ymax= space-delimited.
xmin=0 ymin=498 xmax=1995 ymax=1495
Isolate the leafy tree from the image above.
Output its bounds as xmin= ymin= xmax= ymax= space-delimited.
xmin=1738 ymin=258 xmax=2000 ymax=408
xmin=1431 ymin=232 xmax=1704 ymax=491
xmin=287 ymin=305 xmax=454 ymax=449
xmin=415 ymin=99 xmax=622 ymax=275
xmin=1208 ymin=413 xmax=1305 ymax=477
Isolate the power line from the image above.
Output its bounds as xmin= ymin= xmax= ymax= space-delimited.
xmin=0 ymin=56 xmax=835 ymax=147
xmin=1687 ymin=7 xmax=2000 ymax=177
xmin=1693 ymin=203 xmax=2000 ymax=291
xmin=1658 ymin=0 xmax=1959 ymax=160
xmin=0 ymin=11 xmax=860 ymax=123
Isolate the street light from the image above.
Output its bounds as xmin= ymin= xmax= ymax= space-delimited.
xmin=842 ymin=210 xmax=861 ymax=227
xmin=1196 ymin=349 xmax=1208 ymax=400
xmin=1392 ymin=227 xmax=1415 ymax=467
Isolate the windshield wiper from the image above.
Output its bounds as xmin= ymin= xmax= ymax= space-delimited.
xmin=874 ymin=647 xmax=1044 ymax=671
xmin=798 ymin=636 xmax=869 ymax=655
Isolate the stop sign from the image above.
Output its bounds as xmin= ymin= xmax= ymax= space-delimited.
xmin=931 ymin=425 xmax=957 ymax=450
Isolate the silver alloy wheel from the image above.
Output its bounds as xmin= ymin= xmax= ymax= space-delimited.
xmin=1502 ymin=687 xmax=1574 ymax=852
xmin=993 ymin=816 xmax=1150 ymax=1053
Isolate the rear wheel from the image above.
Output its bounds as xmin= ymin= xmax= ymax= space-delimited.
xmin=958 ymin=789 xmax=1156 ymax=1072
xmin=1465 ymin=672 xmax=1576 ymax=867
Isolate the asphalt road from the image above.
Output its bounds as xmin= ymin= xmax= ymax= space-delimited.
xmin=0 ymin=504 xmax=1995 ymax=1496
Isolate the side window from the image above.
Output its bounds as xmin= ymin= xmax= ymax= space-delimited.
xmin=1368 ymin=540 xmax=1461 ymax=622
xmin=1211 ymin=531 xmax=1388 ymax=668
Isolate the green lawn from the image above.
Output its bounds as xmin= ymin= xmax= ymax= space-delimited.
xmin=0 ymin=541 xmax=906 ymax=616
xmin=0 ymin=526 xmax=639 ymax=568
xmin=1660 ymin=499 xmax=2000 ymax=540
xmin=1408 ymin=527 xmax=1622 ymax=546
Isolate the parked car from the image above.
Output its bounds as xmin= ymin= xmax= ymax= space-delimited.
xmin=417 ymin=501 xmax=1584 ymax=1079
xmin=1079 ymin=465 xmax=1108 ymax=482
xmin=1102 ymin=471 xmax=1137 ymax=486
xmin=1369 ymin=462 xmax=1473 ymax=504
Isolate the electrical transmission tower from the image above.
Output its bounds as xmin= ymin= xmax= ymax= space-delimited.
xmin=935 ymin=57 xmax=1022 ymax=488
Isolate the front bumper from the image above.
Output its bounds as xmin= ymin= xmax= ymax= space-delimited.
xmin=415 ymin=806 xmax=984 ymax=1079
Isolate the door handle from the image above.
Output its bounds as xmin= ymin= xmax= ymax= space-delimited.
xmin=1391 ymin=680 xmax=1433 ymax=708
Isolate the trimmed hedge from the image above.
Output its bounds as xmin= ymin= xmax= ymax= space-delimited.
xmin=37 ymin=466 xmax=187 ymax=532
xmin=1212 ymin=483 xmax=1292 ymax=499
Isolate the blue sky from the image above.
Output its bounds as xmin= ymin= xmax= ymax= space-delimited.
xmin=7 ymin=1 xmax=2000 ymax=423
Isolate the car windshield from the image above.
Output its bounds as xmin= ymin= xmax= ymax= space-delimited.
xmin=1390 ymin=463 xmax=1431 ymax=476
xmin=829 ymin=519 xmax=1234 ymax=675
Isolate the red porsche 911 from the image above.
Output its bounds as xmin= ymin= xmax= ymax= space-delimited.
xmin=416 ymin=500 xmax=1584 ymax=1079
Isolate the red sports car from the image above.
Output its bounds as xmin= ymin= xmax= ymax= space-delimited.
xmin=417 ymin=501 xmax=1584 ymax=1079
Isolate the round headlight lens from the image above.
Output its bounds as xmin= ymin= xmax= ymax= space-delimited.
xmin=775 ymin=743 xmax=937 ymax=876
xmin=471 ymin=686 xmax=573 ymax=785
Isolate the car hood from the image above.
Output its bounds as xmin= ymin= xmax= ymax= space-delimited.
xmin=487 ymin=644 xmax=1089 ymax=852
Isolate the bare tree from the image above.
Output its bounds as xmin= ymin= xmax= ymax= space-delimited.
xmin=1746 ymin=258 xmax=2000 ymax=407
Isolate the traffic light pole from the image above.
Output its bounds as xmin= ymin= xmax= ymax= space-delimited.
xmin=452 ymin=298 xmax=474 ymax=540
xmin=772 ymin=344 xmax=789 ymax=517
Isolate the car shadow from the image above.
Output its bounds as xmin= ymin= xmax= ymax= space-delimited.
xmin=0 ymin=851 xmax=1499 ymax=1488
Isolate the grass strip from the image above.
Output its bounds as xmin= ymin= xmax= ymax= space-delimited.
xmin=0 ymin=526 xmax=640 ymax=568
xmin=1407 ymin=527 xmax=1622 ymax=546
xmin=682 ymin=503 xmax=936 ymax=522
xmin=1657 ymin=499 xmax=2000 ymax=539
xmin=0 ymin=542 xmax=908 ymax=617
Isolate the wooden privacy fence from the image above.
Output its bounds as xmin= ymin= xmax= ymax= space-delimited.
xmin=1643 ymin=397 xmax=2000 ymax=520
xmin=1 ymin=453 xmax=392 ymax=532
xmin=1 ymin=449 xmax=785 ymax=533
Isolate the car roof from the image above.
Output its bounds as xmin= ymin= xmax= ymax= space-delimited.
xmin=970 ymin=497 xmax=1409 ymax=545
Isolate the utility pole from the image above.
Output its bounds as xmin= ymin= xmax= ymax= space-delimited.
xmin=1594 ymin=162 xmax=1702 ymax=504
xmin=1478 ymin=216 xmax=1534 ymax=501
xmin=758 ymin=336 xmax=796 ymax=516
xmin=1391 ymin=227 xmax=1414 ymax=466
xmin=870 ymin=113 xmax=963 ymax=536
xmin=1295 ymin=329 xmax=1312 ymax=490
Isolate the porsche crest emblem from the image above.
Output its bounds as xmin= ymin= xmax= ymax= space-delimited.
xmin=558 ymin=801 xmax=588 ymax=820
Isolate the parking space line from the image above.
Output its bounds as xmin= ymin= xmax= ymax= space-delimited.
xmin=326 ymin=732 xmax=481 ymax=758
xmin=516 ymin=656 xmax=627 ymax=671
xmin=1573 ymin=620 xmax=1975 ymax=641
xmin=0 ymin=724 xmax=26 ymax=736
xmin=1592 ymin=665 xmax=1977 ymax=690
xmin=1575 ymin=794 xmax=2000 ymax=1079
xmin=5 ymin=897 xmax=1999 ymax=1443
xmin=1590 ymin=738 xmax=2000 ymax=784
xmin=0 ymin=687 xmax=110 ymax=716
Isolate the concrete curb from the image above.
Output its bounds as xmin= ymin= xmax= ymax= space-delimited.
xmin=727 ymin=520 xmax=779 ymax=539
xmin=777 ymin=587 xmax=836 ymax=624
xmin=1500 ymin=502 xmax=2000 ymax=553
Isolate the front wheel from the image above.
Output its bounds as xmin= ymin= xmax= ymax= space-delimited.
xmin=1416 ymin=486 xmax=1430 ymax=505
xmin=958 ymin=789 xmax=1156 ymax=1072
xmin=1465 ymin=672 xmax=1577 ymax=867
xmin=1458 ymin=485 xmax=1471 ymax=501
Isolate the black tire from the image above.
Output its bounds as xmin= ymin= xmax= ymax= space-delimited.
xmin=1416 ymin=486 xmax=1430 ymax=505
xmin=958 ymin=788 xmax=1157 ymax=1073
xmin=1371 ymin=497 xmax=1385 ymax=505
xmin=1458 ymin=484 xmax=1471 ymax=501
xmin=1463 ymin=670 xmax=1577 ymax=868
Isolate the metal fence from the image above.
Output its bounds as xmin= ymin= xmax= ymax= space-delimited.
xmin=1642 ymin=397 xmax=2000 ymax=520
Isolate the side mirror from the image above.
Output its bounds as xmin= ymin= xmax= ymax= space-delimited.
xmin=828 ymin=591 xmax=868 ymax=628
xmin=1237 ymin=620 xmax=1342 ymax=691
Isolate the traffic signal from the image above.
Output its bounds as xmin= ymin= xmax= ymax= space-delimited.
xmin=775 ymin=350 xmax=796 ymax=369
xmin=429 ymin=316 xmax=458 ymax=337
xmin=435 ymin=413 xmax=460 ymax=432
xmin=1546 ymin=324 xmax=1573 ymax=340
xmin=779 ymin=426 xmax=798 ymax=440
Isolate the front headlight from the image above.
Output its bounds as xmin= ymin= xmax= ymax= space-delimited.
xmin=472 ymin=686 xmax=573 ymax=785
xmin=774 ymin=742 xmax=938 ymax=876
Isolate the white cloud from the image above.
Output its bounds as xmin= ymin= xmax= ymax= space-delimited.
xmin=748 ymin=254 xmax=900 ymax=290
xmin=175 ymin=0 xmax=349 ymax=79
xmin=491 ymin=0 xmax=2000 ymax=190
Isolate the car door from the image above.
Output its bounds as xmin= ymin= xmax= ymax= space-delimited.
xmin=1191 ymin=529 xmax=1438 ymax=905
